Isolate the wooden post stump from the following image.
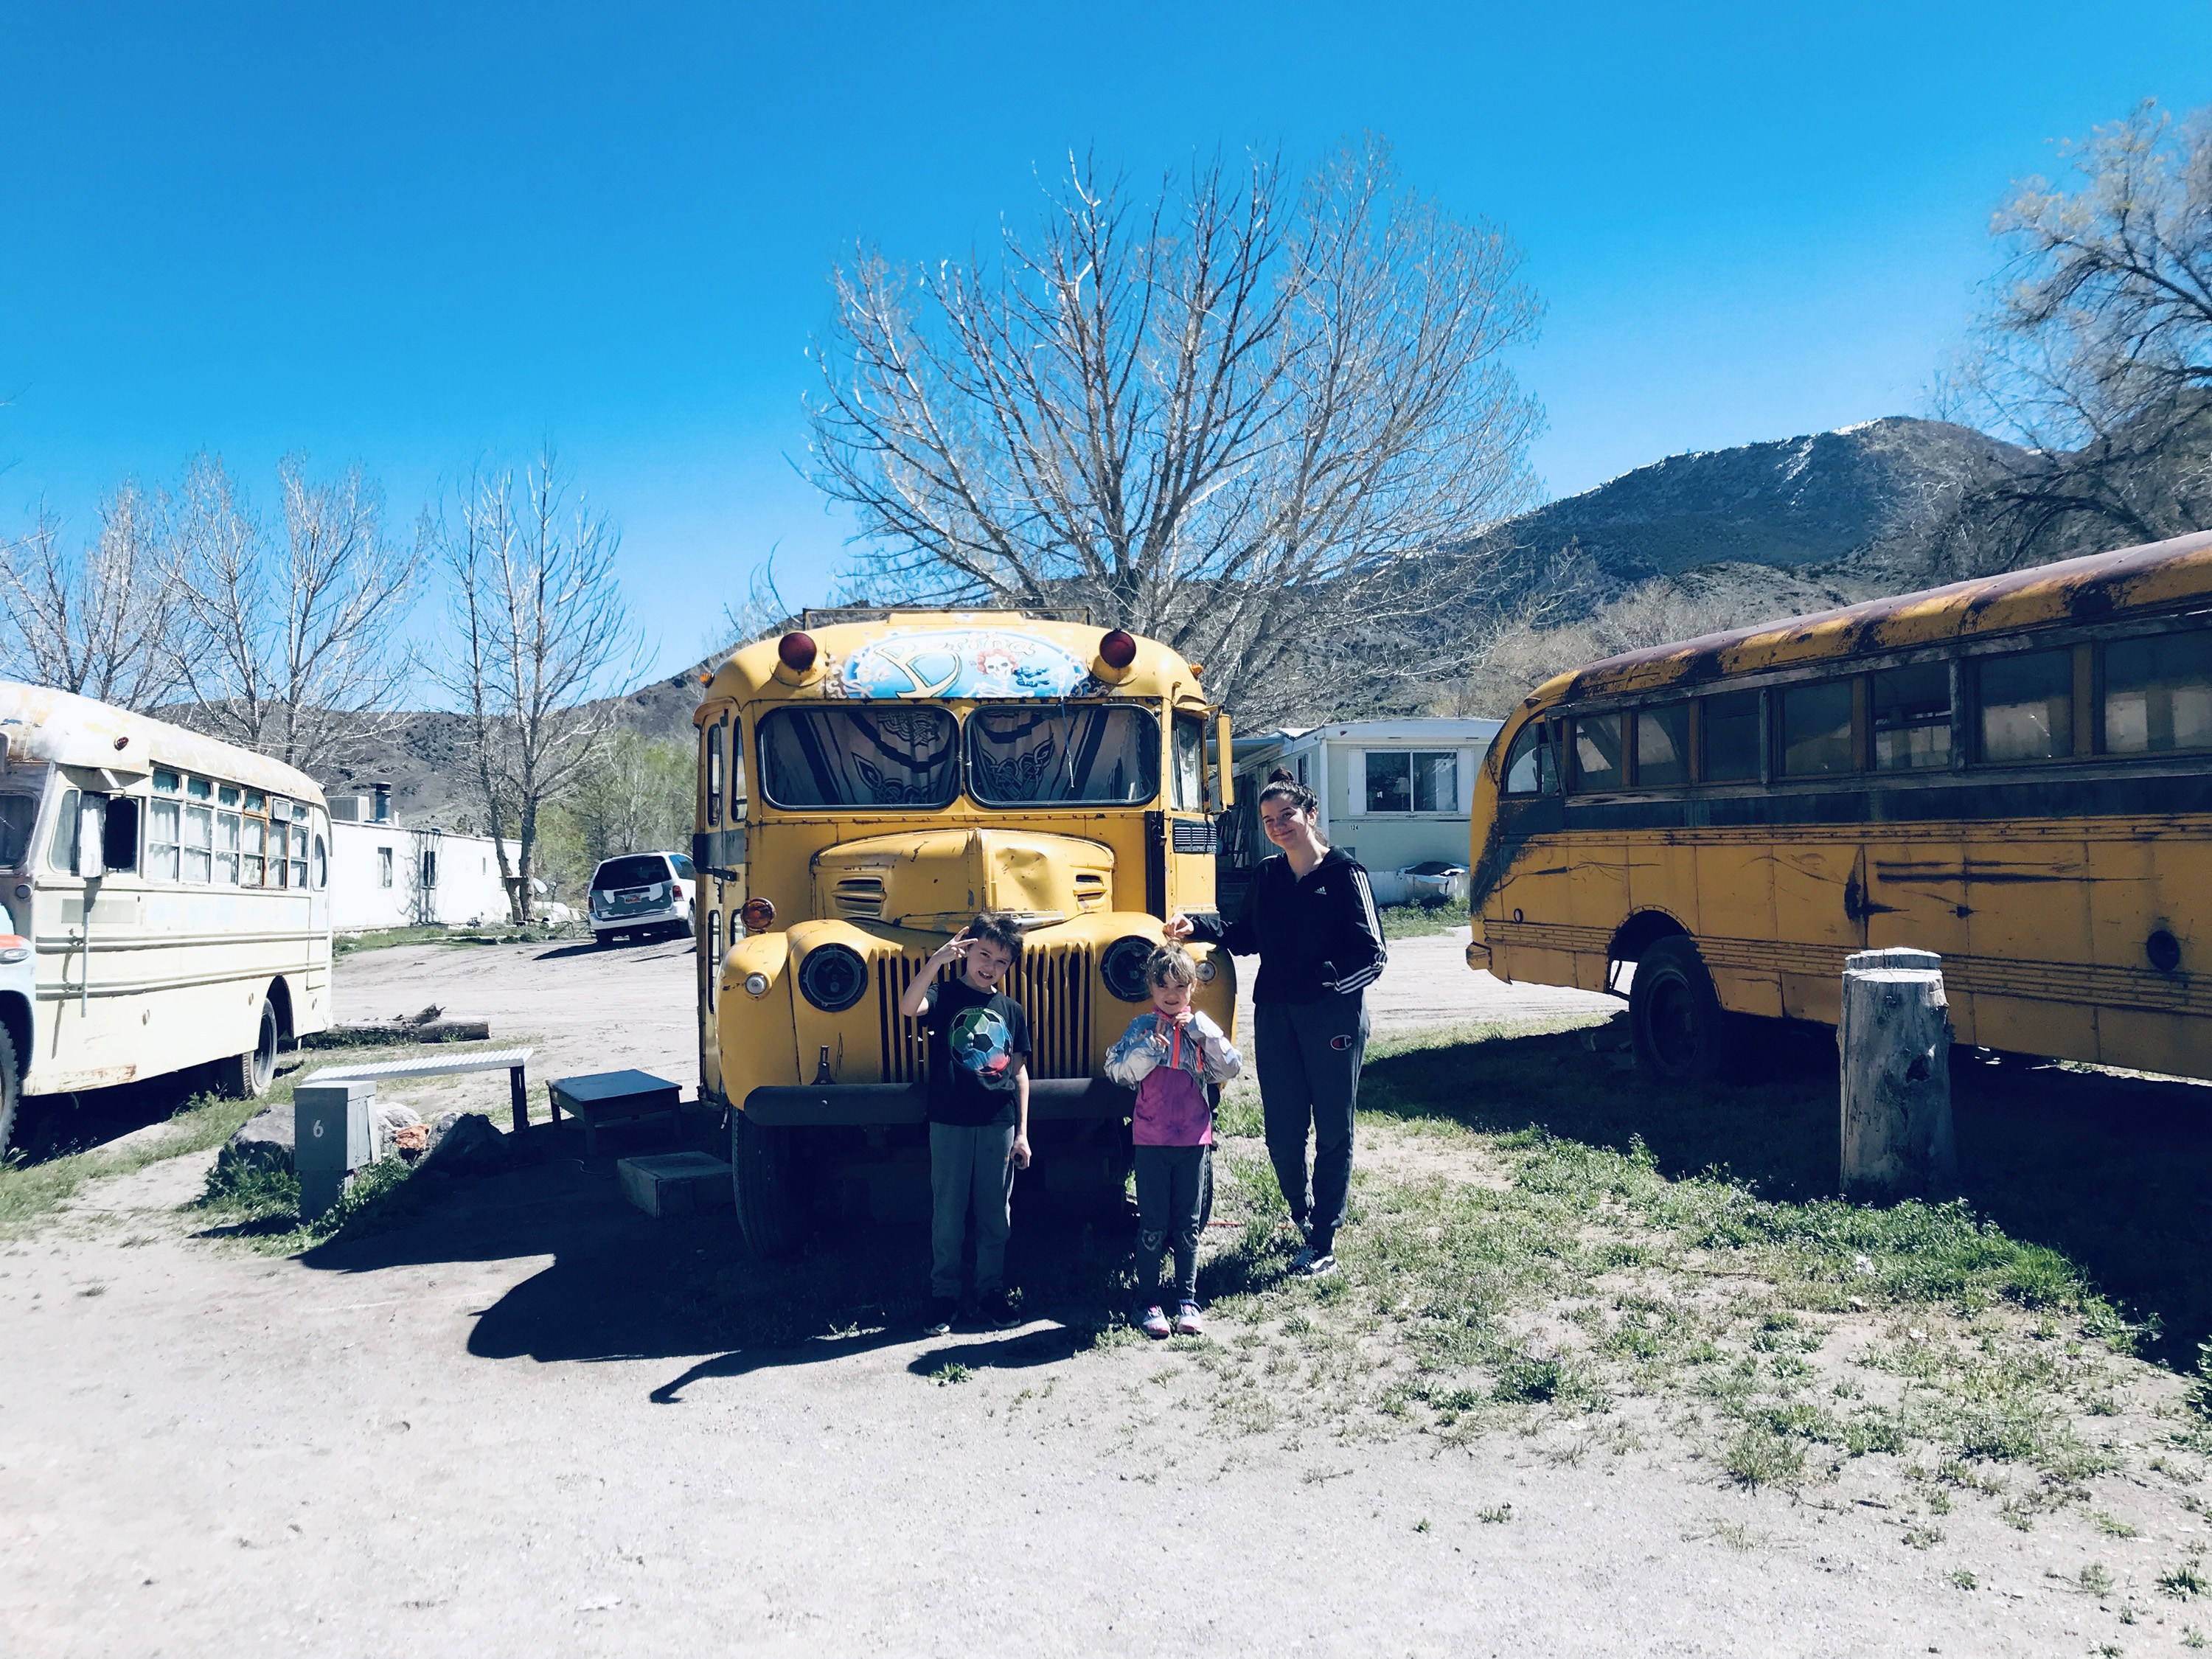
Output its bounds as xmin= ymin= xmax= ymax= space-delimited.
xmin=1840 ymin=947 xmax=1957 ymax=1202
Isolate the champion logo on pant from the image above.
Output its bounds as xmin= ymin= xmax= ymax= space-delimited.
xmin=1329 ymin=1034 xmax=1353 ymax=1051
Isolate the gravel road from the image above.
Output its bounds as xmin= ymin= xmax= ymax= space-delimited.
xmin=0 ymin=931 xmax=2160 ymax=1656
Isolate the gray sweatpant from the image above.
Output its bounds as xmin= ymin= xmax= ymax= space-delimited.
xmin=1254 ymin=992 xmax=1368 ymax=1256
xmin=1133 ymin=1142 xmax=1209 ymax=1304
xmin=929 ymin=1120 xmax=1016 ymax=1301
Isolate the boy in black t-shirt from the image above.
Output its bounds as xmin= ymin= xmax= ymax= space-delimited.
xmin=897 ymin=910 xmax=1032 ymax=1335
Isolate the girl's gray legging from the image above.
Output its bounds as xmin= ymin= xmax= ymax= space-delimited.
xmin=1253 ymin=992 xmax=1368 ymax=1255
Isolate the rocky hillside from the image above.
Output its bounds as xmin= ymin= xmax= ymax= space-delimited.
xmin=1502 ymin=416 xmax=2025 ymax=592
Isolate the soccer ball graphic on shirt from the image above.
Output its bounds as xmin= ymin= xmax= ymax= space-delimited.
xmin=950 ymin=1005 xmax=1015 ymax=1079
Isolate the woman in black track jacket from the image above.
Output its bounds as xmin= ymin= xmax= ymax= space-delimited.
xmin=1167 ymin=769 xmax=1385 ymax=1276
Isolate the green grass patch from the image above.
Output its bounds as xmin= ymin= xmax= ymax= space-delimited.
xmin=0 ymin=1088 xmax=267 ymax=1240
xmin=1377 ymin=901 xmax=1471 ymax=940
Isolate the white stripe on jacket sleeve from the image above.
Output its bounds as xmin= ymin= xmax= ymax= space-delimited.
xmin=1324 ymin=866 xmax=1389 ymax=994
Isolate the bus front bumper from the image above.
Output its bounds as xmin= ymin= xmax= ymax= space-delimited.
xmin=744 ymin=1077 xmax=1134 ymax=1127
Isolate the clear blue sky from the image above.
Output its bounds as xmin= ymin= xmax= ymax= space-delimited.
xmin=4 ymin=1 xmax=2207 ymax=688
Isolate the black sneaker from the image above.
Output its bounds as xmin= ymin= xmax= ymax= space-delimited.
xmin=922 ymin=1297 xmax=957 ymax=1336
xmin=980 ymin=1290 xmax=1021 ymax=1329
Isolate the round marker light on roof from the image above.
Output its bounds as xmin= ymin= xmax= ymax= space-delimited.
xmin=778 ymin=631 xmax=818 ymax=672
xmin=1099 ymin=629 xmax=1138 ymax=669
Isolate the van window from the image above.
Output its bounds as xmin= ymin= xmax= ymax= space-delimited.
xmin=672 ymin=854 xmax=697 ymax=882
xmin=1570 ymin=714 xmax=1623 ymax=790
xmin=1634 ymin=705 xmax=1691 ymax=787
xmin=1979 ymin=650 xmax=2073 ymax=762
xmin=595 ymin=855 xmax=671 ymax=891
xmin=1500 ymin=722 xmax=1557 ymax=796
xmin=758 ymin=706 xmax=959 ymax=810
xmin=1872 ymin=664 xmax=1951 ymax=771
xmin=1780 ymin=682 xmax=1854 ymax=776
xmin=2104 ymin=630 xmax=2212 ymax=754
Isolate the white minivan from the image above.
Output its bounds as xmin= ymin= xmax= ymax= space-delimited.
xmin=588 ymin=851 xmax=697 ymax=945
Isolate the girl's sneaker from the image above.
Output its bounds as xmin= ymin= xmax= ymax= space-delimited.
xmin=1175 ymin=1302 xmax=1203 ymax=1337
xmin=1139 ymin=1305 xmax=1172 ymax=1339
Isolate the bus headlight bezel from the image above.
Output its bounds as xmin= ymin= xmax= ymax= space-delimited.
xmin=1100 ymin=936 xmax=1154 ymax=1002
xmin=796 ymin=942 xmax=868 ymax=1012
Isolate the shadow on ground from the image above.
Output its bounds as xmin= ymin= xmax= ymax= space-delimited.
xmin=278 ymin=1113 xmax=1136 ymax=1392
xmin=1363 ymin=1012 xmax=2212 ymax=1368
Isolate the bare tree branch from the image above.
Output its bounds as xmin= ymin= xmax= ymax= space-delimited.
xmin=0 ymin=483 xmax=187 ymax=708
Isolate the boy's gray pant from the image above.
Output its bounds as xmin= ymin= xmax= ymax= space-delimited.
xmin=1133 ymin=1142 xmax=1209 ymax=1304
xmin=1254 ymin=992 xmax=1368 ymax=1256
xmin=929 ymin=1121 xmax=1016 ymax=1301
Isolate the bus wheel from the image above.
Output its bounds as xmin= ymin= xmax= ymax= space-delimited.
xmin=217 ymin=997 xmax=279 ymax=1099
xmin=1630 ymin=936 xmax=1725 ymax=1084
xmin=0 ymin=1020 xmax=19 ymax=1154
xmin=731 ymin=1113 xmax=804 ymax=1259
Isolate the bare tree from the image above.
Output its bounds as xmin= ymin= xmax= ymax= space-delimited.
xmin=437 ymin=449 xmax=645 ymax=922
xmin=0 ymin=483 xmax=187 ymax=707
xmin=167 ymin=453 xmax=423 ymax=768
xmin=807 ymin=135 xmax=1545 ymax=725
xmin=1939 ymin=100 xmax=2212 ymax=571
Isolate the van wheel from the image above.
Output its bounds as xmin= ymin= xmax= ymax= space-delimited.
xmin=1630 ymin=936 xmax=1726 ymax=1084
xmin=217 ymin=997 xmax=279 ymax=1099
xmin=732 ymin=1113 xmax=804 ymax=1259
xmin=0 ymin=1020 xmax=20 ymax=1153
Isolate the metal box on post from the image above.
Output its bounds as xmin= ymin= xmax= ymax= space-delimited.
xmin=295 ymin=1079 xmax=376 ymax=1220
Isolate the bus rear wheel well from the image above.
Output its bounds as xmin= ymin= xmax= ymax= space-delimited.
xmin=1610 ymin=910 xmax=1690 ymax=967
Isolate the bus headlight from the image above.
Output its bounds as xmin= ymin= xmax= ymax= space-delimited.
xmin=797 ymin=943 xmax=868 ymax=1012
xmin=743 ymin=972 xmax=770 ymax=998
xmin=1101 ymin=936 xmax=1154 ymax=1002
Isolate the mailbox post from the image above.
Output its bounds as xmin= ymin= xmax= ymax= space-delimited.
xmin=295 ymin=1079 xmax=376 ymax=1220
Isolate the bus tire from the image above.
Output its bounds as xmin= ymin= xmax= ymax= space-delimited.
xmin=732 ymin=1113 xmax=804 ymax=1259
xmin=217 ymin=996 xmax=279 ymax=1099
xmin=0 ymin=1020 xmax=19 ymax=1154
xmin=1630 ymin=936 xmax=1726 ymax=1084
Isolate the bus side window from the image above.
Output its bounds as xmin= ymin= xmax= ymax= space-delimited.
xmin=1570 ymin=714 xmax=1623 ymax=790
xmin=48 ymin=789 xmax=83 ymax=872
xmin=1871 ymin=663 xmax=1951 ymax=771
xmin=1634 ymin=705 xmax=1691 ymax=787
xmin=1700 ymin=692 xmax=1761 ymax=782
xmin=1978 ymin=649 xmax=2073 ymax=762
xmin=1779 ymin=681 xmax=1854 ymax=776
xmin=1500 ymin=721 xmax=1557 ymax=796
xmin=149 ymin=796 xmax=181 ymax=880
xmin=707 ymin=721 xmax=725 ymax=827
xmin=2103 ymin=630 xmax=2212 ymax=754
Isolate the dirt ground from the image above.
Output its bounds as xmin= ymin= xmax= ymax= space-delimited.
xmin=2 ymin=933 xmax=2200 ymax=1655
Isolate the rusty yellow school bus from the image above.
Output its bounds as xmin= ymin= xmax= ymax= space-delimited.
xmin=1467 ymin=531 xmax=2212 ymax=1083
xmin=690 ymin=611 xmax=1236 ymax=1254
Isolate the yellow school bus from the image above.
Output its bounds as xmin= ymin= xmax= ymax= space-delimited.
xmin=1 ymin=683 xmax=334 ymax=1147
xmin=690 ymin=611 xmax=1236 ymax=1254
xmin=1467 ymin=531 xmax=2212 ymax=1082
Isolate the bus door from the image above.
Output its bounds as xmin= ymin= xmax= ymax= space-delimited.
xmin=44 ymin=768 xmax=146 ymax=1070
xmin=1155 ymin=709 xmax=1225 ymax=920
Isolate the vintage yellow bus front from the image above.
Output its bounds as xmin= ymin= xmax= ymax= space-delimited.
xmin=1467 ymin=532 xmax=2212 ymax=1084
xmin=689 ymin=612 xmax=1235 ymax=1255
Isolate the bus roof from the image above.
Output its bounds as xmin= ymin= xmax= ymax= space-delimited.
xmin=1525 ymin=529 xmax=2212 ymax=710
xmin=701 ymin=611 xmax=1210 ymax=710
xmin=0 ymin=681 xmax=329 ymax=803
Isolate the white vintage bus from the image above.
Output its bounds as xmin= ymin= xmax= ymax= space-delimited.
xmin=0 ymin=682 xmax=335 ymax=1147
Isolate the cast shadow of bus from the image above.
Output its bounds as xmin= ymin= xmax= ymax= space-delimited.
xmin=285 ymin=1120 xmax=1135 ymax=1399
xmin=1361 ymin=1013 xmax=2212 ymax=1371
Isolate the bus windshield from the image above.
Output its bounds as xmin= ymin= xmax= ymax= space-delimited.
xmin=0 ymin=788 xmax=38 ymax=869
xmin=968 ymin=704 xmax=1158 ymax=805
xmin=757 ymin=706 xmax=959 ymax=809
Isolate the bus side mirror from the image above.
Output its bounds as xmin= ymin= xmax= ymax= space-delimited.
xmin=74 ymin=796 xmax=107 ymax=880
xmin=1214 ymin=714 xmax=1234 ymax=808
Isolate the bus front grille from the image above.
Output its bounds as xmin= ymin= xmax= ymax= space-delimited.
xmin=874 ymin=942 xmax=1095 ymax=1083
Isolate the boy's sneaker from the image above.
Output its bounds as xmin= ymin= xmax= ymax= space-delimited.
xmin=1175 ymin=1301 xmax=1204 ymax=1337
xmin=922 ymin=1297 xmax=958 ymax=1336
xmin=1139 ymin=1305 xmax=1172 ymax=1339
xmin=1289 ymin=1247 xmax=1338 ymax=1279
xmin=980 ymin=1290 xmax=1020 ymax=1329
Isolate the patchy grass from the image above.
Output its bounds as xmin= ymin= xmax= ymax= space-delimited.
xmin=191 ymin=1152 xmax=436 ymax=1253
xmin=0 ymin=1087 xmax=268 ymax=1240
xmin=1377 ymin=901 xmax=1471 ymax=940
xmin=334 ymin=921 xmax=582 ymax=957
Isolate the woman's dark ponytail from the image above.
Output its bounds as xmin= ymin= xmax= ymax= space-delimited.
xmin=1258 ymin=767 xmax=1318 ymax=816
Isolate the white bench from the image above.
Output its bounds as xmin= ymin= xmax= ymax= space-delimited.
xmin=305 ymin=1046 xmax=538 ymax=1134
